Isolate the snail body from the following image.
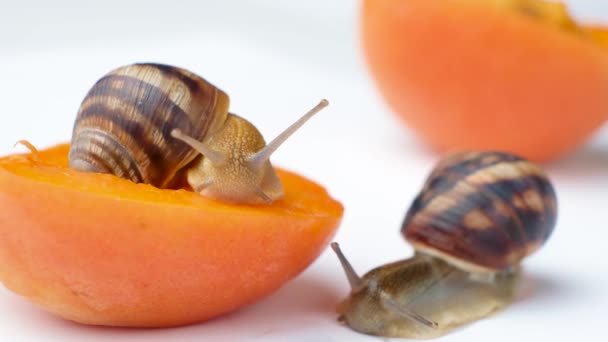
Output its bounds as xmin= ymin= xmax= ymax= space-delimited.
xmin=332 ymin=151 xmax=557 ymax=339
xmin=68 ymin=63 xmax=327 ymax=204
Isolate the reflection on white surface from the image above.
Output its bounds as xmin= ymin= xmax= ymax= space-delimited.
xmin=0 ymin=1 xmax=607 ymax=341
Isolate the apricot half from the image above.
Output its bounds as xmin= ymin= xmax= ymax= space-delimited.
xmin=362 ymin=0 xmax=608 ymax=161
xmin=0 ymin=144 xmax=343 ymax=327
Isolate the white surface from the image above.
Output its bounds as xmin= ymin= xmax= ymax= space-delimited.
xmin=1 ymin=1 xmax=607 ymax=341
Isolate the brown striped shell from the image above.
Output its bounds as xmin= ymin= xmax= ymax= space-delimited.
xmin=68 ymin=63 xmax=230 ymax=188
xmin=401 ymin=151 xmax=557 ymax=273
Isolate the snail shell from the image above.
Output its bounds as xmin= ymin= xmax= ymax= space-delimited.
xmin=401 ymin=151 xmax=558 ymax=273
xmin=68 ymin=63 xmax=230 ymax=188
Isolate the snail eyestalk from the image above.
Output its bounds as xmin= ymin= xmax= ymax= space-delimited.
xmin=332 ymin=242 xmax=438 ymax=329
xmin=330 ymin=242 xmax=363 ymax=289
xmin=14 ymin=140 xmax=39 ymax=161
xmin=247 ymin=99 xmax=329 ymax=168
xmin=380 ymin=293 xmax=438 ymax=328
xmin=170 ymin=129 xmax=227 ymax=165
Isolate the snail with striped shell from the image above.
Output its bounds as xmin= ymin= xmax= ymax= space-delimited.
xmin=68 ymin=63 xmax=328 ymax=204
xmin=331 ymin=151 xmax=557 ymax=339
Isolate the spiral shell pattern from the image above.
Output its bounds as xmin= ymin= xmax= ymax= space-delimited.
xmin=402 ymin=151 xmax=557 ymax=273
xmin=68 ymin=63 xmax=230 ymax=188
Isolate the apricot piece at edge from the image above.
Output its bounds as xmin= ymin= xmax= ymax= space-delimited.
xmin=0 ymin=144 xmax=344 ymax=327
xmin=362 ymin=0 xmax=608 ymax=161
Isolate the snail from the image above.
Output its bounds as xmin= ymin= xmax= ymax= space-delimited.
xmin=331 ymin=151 xmax=557 ymax=339
xmin=68 ymin=63 xmax=327 ymax=204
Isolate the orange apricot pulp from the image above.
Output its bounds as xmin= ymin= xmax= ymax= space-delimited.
xmin=0 ymin=144 xmax=343 ymax=327
xmin=362 ymin=0 xmax=608 ymax=161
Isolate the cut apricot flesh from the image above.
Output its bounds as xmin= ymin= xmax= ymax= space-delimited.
xmin=362 ymin=0 xmax=608 ymax=161
xmin=0 ymin=144 xmax=343 ymax=327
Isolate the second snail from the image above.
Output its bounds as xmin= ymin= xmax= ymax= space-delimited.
xmin=332 ymin=151 xmax=557 ymax=339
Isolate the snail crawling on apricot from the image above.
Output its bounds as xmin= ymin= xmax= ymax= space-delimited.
xmin=331 ymin=151 xmax=557 ymax=339
xmin=68 ymin=63 xmax=328 ymax=204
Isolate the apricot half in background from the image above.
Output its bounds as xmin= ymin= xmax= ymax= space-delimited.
xmin=362 ymin=0 xmax=608 ymax=161
xmin=0 ymin=144 xmax=344 ymax=327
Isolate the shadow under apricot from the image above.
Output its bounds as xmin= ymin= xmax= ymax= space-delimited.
xmin=228 ymin=272 xmax=344 ymax=321
xmin=0 ymin=271 xmax=343 ymax=342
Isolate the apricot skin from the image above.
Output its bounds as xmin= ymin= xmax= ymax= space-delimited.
xmin=362 ymin=0 xmax=608 ymax=161
xmin=0 ymin=144 xmax=343 ymax=327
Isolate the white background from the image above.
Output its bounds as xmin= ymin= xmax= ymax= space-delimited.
xmin=1 ymin=1 xmax=607 ymax=341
